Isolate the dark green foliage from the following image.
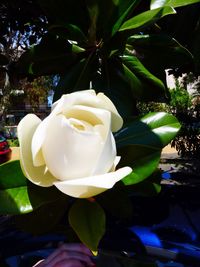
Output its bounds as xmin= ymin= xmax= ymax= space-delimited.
xmin=7 ymin=0 xmax=197 ymax=121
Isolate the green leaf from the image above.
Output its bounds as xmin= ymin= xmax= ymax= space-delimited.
xmin=120 ymin=55 xmax=167 ymax=101
xmin=0 ymin=160 xmax=31 ymax=214
xmin=49 ymin=24 xmax=88 ymax=43
xmin=115 ymin=112 xmax=180 ymax=185
xmin=87 ymin=0 xmax=141 ymax=40
xmin=0 ymin=160 xmax=27 ymax=189
xmin=97 ymin=186 xmax=133 ymax=220
xmin=92 ymin=58 xmax=138 ymax=120
xmin=0 ymin=186 xmax=32 ymax=214
xmin=0 ymin=160 xmax=63 ymax=214
xmin=71 ymin=44 xmax=85 ymax=53
xmin=116 ymin=112 xmax=181 ymax=148
xmin=14 ymin=198 xmax=69 ymax=235
xmin=127 ymin=172 xmax=162 ymax=197
xmin=119 ymin=6 xmax=176 ymax=32
xmin=118 ymin=145 xmax=161 ymax=185
xmin=53 ymin=57 xmax=94 ymax=102
xmin=111 ymin=0 xmax=141 ymax=36
xmin=150 ymin=0 xmax=200 ymax=9
xmin=126 ymin=34 xmax=193 ymax=75
xmin=17 ymin=34 xmax=78 ymax=76
xmin=69 ymin=199 xmax=105 ymax=251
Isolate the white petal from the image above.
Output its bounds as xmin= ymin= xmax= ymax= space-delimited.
xmin=63 ymin=105 xmax=116 ymax=175
xmin=108 ymin=156 xmax=121 ymax=172
xmin=42 ymin=114 xmax=104 ymax=180
xmin=51 ymin=90 xmax=96 ymax=115
xmin=51 ymin=90 xmax=123 ymax=132
xmin=31 ymin=116 xmax=49 ymax=166
xmin=68 ymin=118 xmax=93 ymax=131
xmin=53 ymin=166 xmax=132 ymax=198
xmin=91 ymin=132 xmax=116 ymax=176
xmin=17 ymin=114 xmax=58 ymax=187
xmin=97 ymin=92 xmax=123 ymax=132
xmin=64 ymin=105 xmax=105 ymax=127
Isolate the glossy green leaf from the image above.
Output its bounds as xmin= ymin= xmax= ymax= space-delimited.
xmin=120 ymin=55 xmax=167 ymax=100
xmin=0 ymin=186 xmax=32 ymax=214
xmin=71 ymin=44 xmax=85 ymax=53
xmin=0 ymin=160 xmax=63 ymax=214
xmin=150 ymin=0 xmax=200 ymax=9
xmin=119 ymin=6 xmax=176 ymax=32
xmin=0 ymin=160 xmax=32 ymax=214
xmin=111 ymin=0 xmax=141 ymax=36
xmin=69 ymin=199 xmax=105 ymax=252
xmin=0 ymin=160 xmax=27 ymax=188
xmin=115 ymin=112 xmax=180 ymax=185
xmin=116 ymin=112 xmax=181 ymax=148
xmin=118 ymin=145 xmax=161 ymax=185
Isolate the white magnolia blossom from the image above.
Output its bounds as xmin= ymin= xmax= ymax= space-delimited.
xmin=18 ymin=90 xmax=132 ymax=198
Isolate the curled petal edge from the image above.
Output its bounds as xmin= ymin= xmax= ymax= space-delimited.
xmin=53 ymin=166 xmax=132 ymax=198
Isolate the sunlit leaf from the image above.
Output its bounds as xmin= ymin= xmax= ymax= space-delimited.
xmin=115 ymin=112 xmax=181 ymax=185
xmin=0 ymin=160 xmax=63 ymax=214
xmin=116 ymin=112 xmax=181 ymax=148
xmin=150 ymin=0 xmax=200 ymax=9
xmin=111 ymin=0 xmax=141 ymax=36
xmin=119 ymin=6 xmax=176 ymax=32
xmin=118 ymin=145 xmax=161 ymax=185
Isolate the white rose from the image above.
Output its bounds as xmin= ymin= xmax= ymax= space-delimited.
xmin=17 ymin=90 xmax=132 ymax=198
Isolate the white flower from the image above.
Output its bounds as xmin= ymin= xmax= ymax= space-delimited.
xmin=17 ymin=90 xmax=132 ymax=198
